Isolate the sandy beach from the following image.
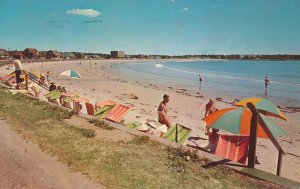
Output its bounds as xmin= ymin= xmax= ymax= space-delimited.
xmin=1 ymin=59 xmax=299 ymax=182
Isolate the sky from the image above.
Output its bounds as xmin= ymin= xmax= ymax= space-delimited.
xmin=0 ymin=0 xmax=300 ymax=55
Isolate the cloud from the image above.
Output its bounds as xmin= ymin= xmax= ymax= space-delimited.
xmin=83 ymin=20 xmax=103 ymax=24
xmin=66 ymin=9 xmax=101 ymax=17
xmin=181 ymin=7 xmax=189 ymax=13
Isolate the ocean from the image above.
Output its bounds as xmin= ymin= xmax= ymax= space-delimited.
xmin=110 ymin=60 xmax=300 ymax=107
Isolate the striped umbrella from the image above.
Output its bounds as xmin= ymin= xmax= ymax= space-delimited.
xmin=203 ymin=107 xmax=286 ymax=139
xmin=235 ymin=98 xmax=287 ymax=121
xmin=59 ymin=70 xmax=81 ymax=79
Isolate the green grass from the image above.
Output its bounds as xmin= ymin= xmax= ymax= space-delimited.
xmin=0 ymin=88 xmax=280 ymax=189
xmin=89 ymin=118 xmax=115 ymax=130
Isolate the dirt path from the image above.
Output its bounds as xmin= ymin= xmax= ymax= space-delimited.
xmin=0 ymin=119 xmax=105 ymax=189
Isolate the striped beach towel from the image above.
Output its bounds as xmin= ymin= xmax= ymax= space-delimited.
xmin=0 ymin=74 xmax=13 ymax=82
xmin=105 ymin=104 xmax=130 ymax=123
xmin=215 ymin=135 xmax=249 ymax=164
xmin=85 ymin=102 xmax=95 ymax=116
xmin=162 ymin=123 xmax=192 ymax=145
xmin=94 ymin=105 xmax=115 ymax=120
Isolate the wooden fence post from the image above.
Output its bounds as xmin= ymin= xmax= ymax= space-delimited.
xmin=247 ymin=102 xmax=258 ymax=168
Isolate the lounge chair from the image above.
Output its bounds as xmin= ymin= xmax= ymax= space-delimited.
xmin=162 ymin=123 xmax=192 ymax=145
xmin=85 ymin=102 xmax=95 ymax=116
xmin=105 ymin=104 xmax=130 ymax=123
xmin=214 ymin=134 xmax=250 ymax=164
xmin=95 ymin=100 xmax=116 ymax=110
xmin=94 ymin=105 xmax=115 ymax=120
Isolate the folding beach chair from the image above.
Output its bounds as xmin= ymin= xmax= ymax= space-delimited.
xmin=214 ymin=134 xmax=250 ymax=164
xmin=95 ymin=100 xmax=116 ymax=110
xmin=0 ymin=74 xmax=13 ymax=82
xmin=85 ymin=102 xmax=95 ymax=116
xmin=94 ymin=105 xmax=115 ymax=120
xmin=105 ymin=104 xmax=130 ymax=123
xmin=162 ymin=123 xmax=192 ymax=145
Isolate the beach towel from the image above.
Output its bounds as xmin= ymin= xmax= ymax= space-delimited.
xmin=126 ymin=121 xmax=142 ymax=129
xmin=105 ymin=104 xmax=130 ymax=123
xmin=95 ymin=100 xmax=116 ymax=109
xmin=25 ymin=71 xmax=40 ymax=81
xmin=85 ymin=102 xmax=95 ymax=116
xmin=0 ymin=74 xmax=13 ymax=82
xmin=4 ymin=77 xmax=16 ymax=86
xmin=162 ymin=123 xmax=192 ymax=145
xmin=45 ymin=90 xmax=61 ymax=100
xmin=215 ymin=135 xmax=250 ymax=164
xmin=64 ymin=96 xmax=73 ymax=103
xmin=94 ymin=105 xmax=115 ymax=120
xmin=137 ymin=121 xmax=150 ymax=132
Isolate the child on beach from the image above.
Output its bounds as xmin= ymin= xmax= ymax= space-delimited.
xmin=158 ymin=94 xmax=172 ymax=129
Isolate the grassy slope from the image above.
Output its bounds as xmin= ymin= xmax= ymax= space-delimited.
xmin=0 ymin=88 xmax=278 ymax=189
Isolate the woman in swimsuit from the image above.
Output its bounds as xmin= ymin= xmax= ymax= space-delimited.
xmin=158 ymin=94 xmax=172 ymax=129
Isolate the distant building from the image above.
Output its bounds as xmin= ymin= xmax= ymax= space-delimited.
xmin=63 ymin=52 xmax=76 ymax=59
xmin=111 ymin=51 xmax=125 ymax=58
xmin=46 ymin=50 xmax=62 ymax=59
xmin=23 ymin=48 xmax=40 ymax=59
xmin=9 ymin=51 xmax=24 ymax=60
xmin=0 ymin=49 xmax=9 ymax=59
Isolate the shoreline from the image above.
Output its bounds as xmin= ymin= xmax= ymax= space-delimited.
xmin=1 ymin=59 xmax=300 ymax=182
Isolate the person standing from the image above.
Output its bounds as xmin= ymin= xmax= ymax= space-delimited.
xmin=199 ymin=74 xmax=203 ymax=90
xmin=158 ymin=94 xmax=172 ymax=129
xmin=264 ymin=76 xmax=270 ymax=88
xmin=13 ymin=59 xmax=23 ymax=89
xmin=204 ymin=98 xmax=219 ymax=152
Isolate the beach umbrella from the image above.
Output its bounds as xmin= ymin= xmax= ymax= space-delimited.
xmin=59 ymin=70 xmax=81 ymax=79
xmin=203 ymin=107 xmax=286 ymax=138
xmin=235 ymin=98 xmax=287 ymax=121
xmin=203 ymin=104 xmax=286 ymax=172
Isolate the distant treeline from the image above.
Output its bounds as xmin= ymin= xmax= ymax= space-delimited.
xmin=128 ymin=54 xmax=300 ymax=60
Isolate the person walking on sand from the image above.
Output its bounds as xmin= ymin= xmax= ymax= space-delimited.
xmin=199 ymin=74 xmax=203 ymax=90
xmin=158 ymin=94 xmax=172 ymax=129
xmin=264 ymin=76 xmax=270 ymax=89
xmin=12 ymin=59 xmax=23 ymax=89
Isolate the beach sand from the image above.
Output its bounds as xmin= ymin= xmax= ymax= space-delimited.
xmin=1 ymin=59 xmax=299 ymax=182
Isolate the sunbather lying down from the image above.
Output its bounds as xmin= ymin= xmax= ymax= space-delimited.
xmin=157 ymin=94 xmax=172 ymax=129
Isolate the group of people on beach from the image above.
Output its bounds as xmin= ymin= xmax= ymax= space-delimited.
xmin=157 ymin=93 xmax=219 ymax=151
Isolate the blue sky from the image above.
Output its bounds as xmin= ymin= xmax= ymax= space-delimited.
xmin=0 ymin=0 xmax=299 ymax=55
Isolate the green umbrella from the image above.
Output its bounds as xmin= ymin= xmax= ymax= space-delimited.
xmin=59 ymin=70 xmax=81 ymax=79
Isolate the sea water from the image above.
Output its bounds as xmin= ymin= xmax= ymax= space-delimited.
xmin=110 ymin=60 xmax=300 ymax=107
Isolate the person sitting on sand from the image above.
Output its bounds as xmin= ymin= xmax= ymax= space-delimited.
xmin=49 ymin=82 xmax=57 ymax=92
xmin=158 ymin=94 xmax=172 ymax=129
xmin=39 ymin=75 xmax=46 ymax=86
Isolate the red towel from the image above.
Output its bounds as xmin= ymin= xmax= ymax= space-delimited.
xmin=105 ymin=104 xmax=130 ymax=123
xmin=1 ymin=74 xmax=13 ymax=81
xmin=215 ymin=135 xmax=249 ymax=164
xmin=85 ymin=102 xmax=95 ymax=116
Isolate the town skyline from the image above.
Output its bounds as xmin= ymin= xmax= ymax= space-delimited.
xmin=1 ymin=0 xmax=300 ymax=55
